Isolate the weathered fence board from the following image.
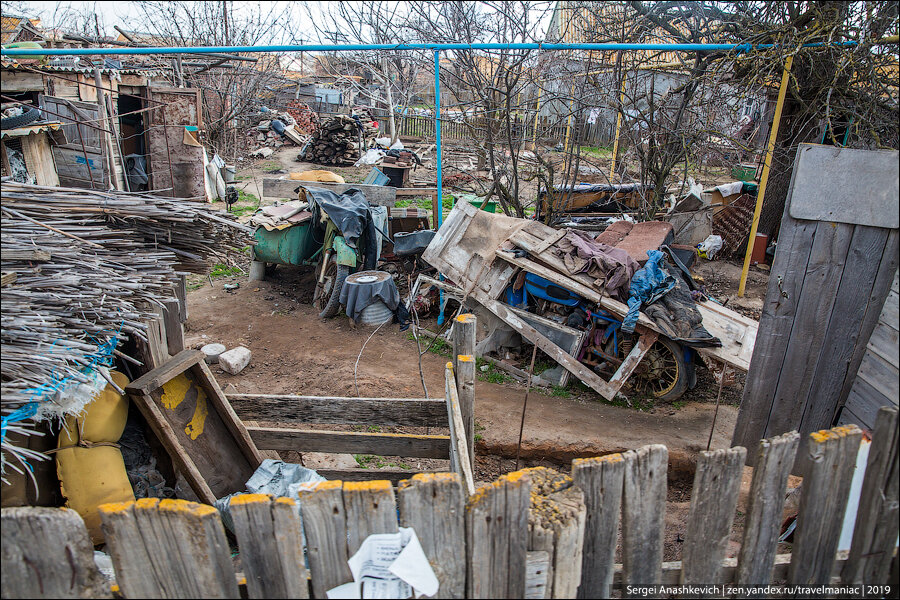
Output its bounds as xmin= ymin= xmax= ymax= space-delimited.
xmin=0 ymin=507 xmax=110 ymax=599
xmin=99 ymin=498 xmax=239 ymax=599
xmin=297 ymin=481 xmax=352 ymax=599
xmin=246 ymin=426 xmax=450 ymax=458
xmin=572 ymin=453 xmax=627 ymax=599
xmin=681 ymin=447 xmax=747 ymax=588
xmin=621 ymin=445 xmax=667 ymax=589
xmin=843 ymin=407 xmax=899 ymax=584
xmin=789 ymin=425 xmax=863 ymax=585
xmin=398 ymin=473 xmax=467 ymax=599
xmin=229 ymin=494 xmax=309 ymax=599
xmin=227 ymin=393 xmax=448 ymax=427
xmin=343 ymin=480 xmax=399 ymax=555
xmin=466 ymin=470 xmax=532 ymax=599
xmin=736 ymin=431 xmax=800 ymax=584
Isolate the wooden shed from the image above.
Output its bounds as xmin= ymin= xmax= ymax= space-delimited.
xmin=0 ymin=122 xmax=61 ymax=186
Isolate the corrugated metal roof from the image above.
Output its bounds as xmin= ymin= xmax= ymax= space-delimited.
xmin=1 ymin=59 xmax=167 ymax=77
xmin=0 ymin=121 xmax=61 ymax=138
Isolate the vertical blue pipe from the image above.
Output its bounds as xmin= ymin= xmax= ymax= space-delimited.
xmin=435 ymin=49 xmax=446 ymax=326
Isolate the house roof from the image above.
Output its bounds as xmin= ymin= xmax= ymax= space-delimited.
xmin=1 ymin=15 xmax=45 ymax=45
xmin=0 ymin=121 xmax=62 ymax=139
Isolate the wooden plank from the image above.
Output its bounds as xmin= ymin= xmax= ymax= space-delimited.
xmin=866 ymin=318 xmax=899 ymax=366
xmin=342 ymin=480 xmax=399 ymax=555
xmin=843 ymin=407 xmax=899 ymax=585
xmin=789 ymin=425 xmax=863 ymax=585
xmin=297 ymin=481 xmax=353 ymax=599
xmin=229 ymin=494 xmax=309 ymax=599
xmin=733 ymin=209 xmax=817 ymax=454
xmin=470 ymin=289 xmax=620 ymax=400
xmin=843 ymin=377 xmax=894 ymax=430
xmin=445 ymin=362 xmax=476 ymax=496
xmin=1 ymin=507 xmax=110 ymax=599
xmin=531 ymin=227 xmax=568 ymax=255
xmin=125 ymin=352 xmax=260 ymax=502
xmin=767 ymin=220 xmax=854 ymax=440
xmin=126 ymin=348 xmax=203 ymax=393
xmin=99 ymin=499 xmax=239 ymax=599
xmin=607 ymin=330 xmax=658 ymax=394
xmin=162 ymin=299 xmax=184 ymax=356
xmin=0 ymin=272 xmax=16 ymax=286
xmin=801 ymin=225 xmax=890 ymax=436
xmin=466 ymin=470 xmax=532 ymax=599
xmin=572 ymin=454 xmax=627 ymax=599
xmin=736 ymin=431 xmax=800 ymax=584
xmin=855 ymin=350 xmax=898 ymax=401
xmin=398 ymin=474 xmax=466 ymax=599
xmin=525 ymin=551 xmax=551 ymax=600
xmin=315 ymin=468 xmax=437 ymax=483
xmin=525 ymin=467 xmax=586 ymax=599
xmin=453 ymin=313 xmax=477 ymax=468
xmin=620 ymin=445 xmax=667 ymax=590
xmin=681 ymin=447 xmax=747 ymax=587
xmin=247 ymin=426 xmax=449 ymax=458
xmin=228 ymin=393 xmax=448 ymax=427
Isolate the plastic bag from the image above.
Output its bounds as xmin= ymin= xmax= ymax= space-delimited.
xmin=354 ymin=148 xmax=386 ymax=167
xmin=697 ymin=234 xmax=724 ymax=260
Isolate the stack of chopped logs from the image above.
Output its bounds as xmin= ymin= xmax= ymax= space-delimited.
xmin=303 ymin=110 xmax=378 ymax=166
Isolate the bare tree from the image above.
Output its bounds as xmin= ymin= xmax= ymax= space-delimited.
xmin=299 ymin=1 xmax=426 ymax=145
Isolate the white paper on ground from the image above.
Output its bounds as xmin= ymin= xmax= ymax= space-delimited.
xmin=325 ymin=527 xmax=439 ymax=599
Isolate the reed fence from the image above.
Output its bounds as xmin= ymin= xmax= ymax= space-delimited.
xmin=2 ymin=406 xmax=896 ymax=599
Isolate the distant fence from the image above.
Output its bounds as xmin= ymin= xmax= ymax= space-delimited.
xmin=3 ymin=407 xmax=896 ymax=598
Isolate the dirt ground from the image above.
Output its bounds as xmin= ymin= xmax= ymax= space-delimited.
xmin=197 ymin=143 xmax=774 ymax=561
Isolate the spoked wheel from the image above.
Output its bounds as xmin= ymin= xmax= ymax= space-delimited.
xmin=313 ymin=255 xmax=349 ymax=318
xmin=628 ymin=337 xmax=687 ymax=401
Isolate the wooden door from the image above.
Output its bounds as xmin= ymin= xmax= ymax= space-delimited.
xmin=41 ymin=95 xmax=106 ymax=189
xmin=146 ymin=87 xmax=204 ymax=199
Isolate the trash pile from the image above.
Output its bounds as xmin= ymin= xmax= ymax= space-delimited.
xmin=246 ymin=107 xmax=308 ymax=158
xmin=414 ymin=202 xmax=759 ymax=402
xmin=299 ymin=109 xmax=379 ymax=166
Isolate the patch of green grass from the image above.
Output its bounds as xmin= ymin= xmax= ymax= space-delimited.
xmin=549 ymin=385 xmax=571 ymax=398
xmin=474 ymin=433 xmax=483 ymax=443
xmin=395 ymin=198 xmax=413 ymax=208
xmin=260 ymin=160 xmax=281 ymax=173
xmin=671 ymin=400 xmax=688 ymax=410
xmin=229 ymin=204 xmax=257 ymax=217
xmin=354 ymin=454 xmax=376 ymax=468
xmin=210 ymin=263 xmax=243 ymax=279
xmin=353 ymin=454 xmax=410 ymax=469
xmin=233 ymin=174 xmax=250 ymax=181
xmin=366 ymin=425 xmax=382 ymax=433
xmin=237 ymin=190 xmax=259 ymax=204
xmin=474 ymin=420 xmax=485 ymax=433
xmin=533 ymin=360 xmax=555 ymax=375
xmin=580 ymin=145 xmax=614 ymax=158
xmin=479 ymin=369 xmax=511 ymax=384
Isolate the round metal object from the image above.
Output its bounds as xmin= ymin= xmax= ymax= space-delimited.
xmin=346 ymin=270 xmax=391 ymax=285
xmin=358 ymin=300 xmax=394 ymax=325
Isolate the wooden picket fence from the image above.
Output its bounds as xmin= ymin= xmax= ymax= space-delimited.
xmin=2 ymin=407 xmax=896 ymax=599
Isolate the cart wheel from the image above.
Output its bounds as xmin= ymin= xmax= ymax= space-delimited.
xmin=314 ymin=255 xmax=349 ymax=318
xmin=629 ymin=337 xmax=687 ymax=401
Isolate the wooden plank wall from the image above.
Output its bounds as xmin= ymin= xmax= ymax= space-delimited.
xmin=733 ymin=145 xmax=899 ymax=467
xmin=839 ymin=270 xmax=899 ymax=430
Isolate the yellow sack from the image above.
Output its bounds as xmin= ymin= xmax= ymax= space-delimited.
xmin=289 ymin=169 xmax=346 ymax=183
xmin=56 ymin=371 xmax=135 ymax=543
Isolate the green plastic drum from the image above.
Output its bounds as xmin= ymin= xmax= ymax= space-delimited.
xmin=252 ymin=222 xmax=319 ymax=266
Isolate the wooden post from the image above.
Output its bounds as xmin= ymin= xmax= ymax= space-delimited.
xmin=843 ymin=407 xmax=899 ymax=584
xmin=466 ymin=470 xmax=532 ymax=599
xmin=681 ymin=447 xmax=747 ymax=588
xmin=342 ymin=480 xmax=399 ymax=555
xmin=297 ymin=481 xmax=353 ymax=599
xmin=445 ymin=362 xmax=476 ymax=496
xmin=453 ymin=313 xmax=476 ymax=469
xmin=229 ymin=494 xmax=309 ymax=599
xmin=398 ymin=473 xmax=466 ymax=599
xmin=572 ymin=454 xmax=627 ymax=599
xmin=99 ymin=498 xmax=238 ymax=599
xmin=93 ymin=67 xmax=118 ymax=190
xmin=620 ymin=445 xmax=667 ymax=591
xmin=1 ymin=507 xmax=111 ymax=599
xmin=524 ymin=467 xmax=586 ymax=599
xmin=162 ymin=298 xmax=185 ymax=356
xmin=736 ymin=431 xmax=800 ymax=584
xmin=789 ymin=425 xmax=863 ymax=585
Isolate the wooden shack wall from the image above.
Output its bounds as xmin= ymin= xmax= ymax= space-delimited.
xmin=733 ymin=145 xmax=900 ymax=468
xmin=838 ymin=270 xmax=899 ymax=430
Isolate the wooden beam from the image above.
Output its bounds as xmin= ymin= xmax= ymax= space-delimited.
xmin=246 ymin=426 xmax=450 ymax=458
xmin=314 ymin=469 xmax=440 ymax=484
xmin=228 ymin=393 xmax=448 ymax=427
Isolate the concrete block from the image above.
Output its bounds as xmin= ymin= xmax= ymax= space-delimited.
xmin=219 ymin=346 xmax=251 ymax=374
xmin=201 ymin=343 xmax=226 ymax=364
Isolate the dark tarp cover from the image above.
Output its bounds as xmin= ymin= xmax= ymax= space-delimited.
xmin=303 ymin=186 xmax=369 ymax=249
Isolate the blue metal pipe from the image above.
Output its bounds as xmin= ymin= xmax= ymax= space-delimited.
xmin=0 ymin=41 xmax=856 ymax=57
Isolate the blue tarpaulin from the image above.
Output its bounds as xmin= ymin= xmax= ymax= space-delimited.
xmin=622 ymin=250 xmax=675 ymax=333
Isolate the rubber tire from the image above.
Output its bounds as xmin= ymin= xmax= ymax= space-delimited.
xmin=1 ymin=107 xmax=41 ymax=130
xmin=319 ymin=264 xmax=349 ymax=318
xmin=632 ymin=337 xmax=688 ymax=402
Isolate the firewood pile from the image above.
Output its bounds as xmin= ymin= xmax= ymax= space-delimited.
xmin=0 ymin=183 xmax=252 ymax=471
xmin=301 ymin=110 xmax=379 ymax=166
